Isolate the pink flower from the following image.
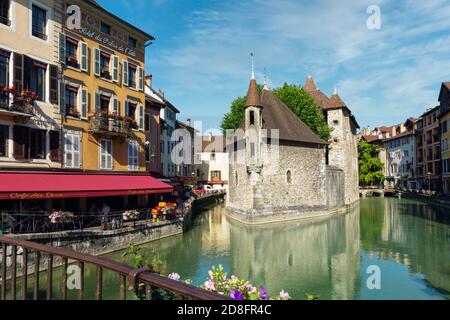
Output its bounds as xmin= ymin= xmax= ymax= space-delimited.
xmin=279 ymin=290 xmax=290 ymax=300
xmin=204 ymin=280 xmax=215 ymax=291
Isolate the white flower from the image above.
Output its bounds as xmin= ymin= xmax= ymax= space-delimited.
xmin=279 ymin=290 xmax=291 ymax=300
xmin=168 ymin=273 xmax=180 ymax=281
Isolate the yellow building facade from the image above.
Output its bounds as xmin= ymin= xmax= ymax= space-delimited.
xmin=60 ymin=0 xmax=153 ymax=172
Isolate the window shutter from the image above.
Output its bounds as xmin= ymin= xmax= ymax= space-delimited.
xmin=139 ymin=104 xmax=144 ymax=130
xmin=74 ymin=135 xmax=81 ymax=168
xmin=125 ymin=100 xmax=129 ymax=117
xmin=13 ymin=53 xmax=23 ymax=91
xmin=23 ymin=56 xmax=31 ymax=90
xmin=112 ymin=97 xmax=119 ymax=115
xmin=122 ymin=60 xmax=128 ymax=86
xmin=80 ymin=42 xmax=88 ymax=72
xmin=59 ymin=81 xmax=66 ymax=116
xmin=94 ymin=91 xmax=100 ymax=113
xmin=93 ymin=48 xmax=100 ymax=76
xmin=49 ymin=131 xmax=60 ymax=162
xmin=49 ymin=65 xmax=59 ymax=104
xmin=138 ymin=67 xmax=144 ymax=91
xmin=13 ymin=126 xmax=29 ymax=160
xmin=112 ymin=55 xmax=119 ymax=82
xmin=59 ymin=32 xmax=66 ymax=64
xmin=80 ymin=87 xmax=88 ymax=119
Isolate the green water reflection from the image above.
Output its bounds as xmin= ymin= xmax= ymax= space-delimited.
xmin=106 ymin=198 xmax=450 ymax=300
xmin=8 ymin=198 xmax=447 ymax=300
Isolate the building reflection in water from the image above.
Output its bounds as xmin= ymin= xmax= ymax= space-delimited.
xmin=226 ymin=207 xmax=361 ymax=300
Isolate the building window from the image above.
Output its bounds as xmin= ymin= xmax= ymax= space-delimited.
xmin=65 ymin=85 xmax=79 ymax=118
xmin=0 ymin=124 xmax=8 ymax=157
xmin=100 ymin=139 xmax=113 ymax=170
xmin=64 ymin=133 xmax=81 ymax=168
xmin=128 ymin=63 xmax=137 ymax=88
xmin=333 ymin=120 xmax=339 ymax=125
xmin=250 ymin=142 xmax=255 ymax=157
xmin=28 ymin=60 xmax=46 ymax=101
xmin=128 ymin=36 xmax=137 ymax=48
xmin=0 ymin=52 xmax=9 ymax=107
xmin=100 ymin=95 xmax=110 ymax=112
xmin=100 ymin=52 xmax=111 ymax=80
xmin=30 ymin=128 xmax=45 ymax=159
xmin=0 ymin=0 xmax=10 ymax=26
xmin=249 ymin=110 xmax=255 ymax=125
xmin=210 ymin=152 xmax=216 ymax=161
xmin=32 ymin=4 xmax=47 ymax=40
xmin=128 ymin=140 xmax=139 ymax=171
xmin=286 ymin=170 xmax=292 ymax=184
xmin=211 ymin=170 xmax=221 ymax=182
xmin=235 ymin=171 xmax=239 ymax=186
xmin=127 ymin=101 xmax=138 ymax=129
xmin=100 ymin=22 xmax=110 ymax=35
xmin=65 ymin=37 xmax=79 ymax=68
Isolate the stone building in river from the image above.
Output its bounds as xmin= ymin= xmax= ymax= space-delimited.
xmin=226 ymin=74 xmax=359 ymax=224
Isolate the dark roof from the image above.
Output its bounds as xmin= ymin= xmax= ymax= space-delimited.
xmin=303 ymin=76 xmax=332 ymax=109
xmin=420 ymin=105 xmax=440 ymax=117
xmin=361 ymin=135 xmax=381 ymax=143
xmin=383 ymin=131 xmax=414 ymax=142
xmin=257 ymin=89 xmax=328 ymax=145
xmin=83 ymin=0 xmax=155 ymax=41
xmin=245 ymin=79 xmax=261 ymax=108
xmin=328 ymin=93 xmax=346 ymax=109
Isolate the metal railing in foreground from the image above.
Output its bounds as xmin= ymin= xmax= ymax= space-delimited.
xmin=0 ymin=236 xmax=229 ymax=300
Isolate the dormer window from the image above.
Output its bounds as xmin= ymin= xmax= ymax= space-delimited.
xmin=100 ymin=22 xmax=111 ymax=35
xmin=128 ymin=36 xmax=137 ymax=48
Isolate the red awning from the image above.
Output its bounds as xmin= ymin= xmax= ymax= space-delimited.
xmin=0 ymin=172 xmax=173 ymax=200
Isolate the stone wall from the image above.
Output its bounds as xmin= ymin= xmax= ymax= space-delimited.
xmin=327 ymin=109 xmax=359 ymax=205
xmin=325 ymin=166 xmax=345 ymax=209
xmin=227 ymin=141 xmax=328 ymax=218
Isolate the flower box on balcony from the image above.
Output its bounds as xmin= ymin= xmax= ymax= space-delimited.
xmin=67 ymin=107 xmax=80 ymax=118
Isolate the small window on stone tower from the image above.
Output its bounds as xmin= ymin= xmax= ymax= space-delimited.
xmin=249 ymin=110 xmax=255 ymax=125
xmin=235 ymin=171 xmax=239 ymax=186
xmin=250 ymin=143 xmax=255 ymax=157
xmin=333 ymin=120 xmax=339 ymax=125
xmin=286 ymin=170 xmax=292 ymax=184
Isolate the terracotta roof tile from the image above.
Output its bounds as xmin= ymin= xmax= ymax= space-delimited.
xmin=245 ymin=79 xmax=262 ymax=108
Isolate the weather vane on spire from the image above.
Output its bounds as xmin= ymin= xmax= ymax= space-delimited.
xmin=251 ymin=53 xmax=255 ymax=80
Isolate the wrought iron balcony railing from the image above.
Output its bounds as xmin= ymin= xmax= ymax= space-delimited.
xmin=89 ymin=114 xmax=132 ymax=137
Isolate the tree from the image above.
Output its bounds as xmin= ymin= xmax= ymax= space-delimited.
xmin=221 ymin=83 xmax=332 ymax=140
xmin=358 ymin=140 xmax=385 ymax=187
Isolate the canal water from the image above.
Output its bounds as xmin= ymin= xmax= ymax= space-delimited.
xmin=107 ymin=197 xmax=450 ymax=300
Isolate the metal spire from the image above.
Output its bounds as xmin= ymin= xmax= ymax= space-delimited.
xmin=251 ymin=53 xmax=255 ymax=80
xmin=334 ymin=86 xmax=338 ymax=95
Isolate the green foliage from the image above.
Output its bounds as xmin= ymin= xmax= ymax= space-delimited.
xmin=306 ymin=293 xmax=320 ymax=300
xmin=358 ymin=140 xmax=385 ymax=186
xmin=221 ymin=83 xmax=332 ymax=140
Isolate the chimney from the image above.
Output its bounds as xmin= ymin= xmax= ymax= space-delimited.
xmin=145 ymin=74 xmax=153 ymax=88
xmin=158 ymin=89 xmax=164 ymax=98
xmin=186 ymin=118 xmax=191 ymax=127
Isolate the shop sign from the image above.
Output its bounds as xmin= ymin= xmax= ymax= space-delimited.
xmin=79 ymin=28 xmax=137 ymax=57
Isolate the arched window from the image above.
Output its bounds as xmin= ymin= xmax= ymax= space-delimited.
xmin=286 ymin=170 xmax=292 ymax=184
xmin=235 ymin=171 xmax=239 ymax=186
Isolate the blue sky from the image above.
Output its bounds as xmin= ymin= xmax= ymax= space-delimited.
xmin=97 ymin=0 xmax=450 ymax=131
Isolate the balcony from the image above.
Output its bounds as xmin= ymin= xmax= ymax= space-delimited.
xmin=32 ymin=29 xmax=48 ymax=41
xmin=89 ymin=113 xmax=133 ymax=137
xmin=0 ymin=87 xmax=36 ymax=117
xmin=66 ymin=106 xmax=80 ymax=119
